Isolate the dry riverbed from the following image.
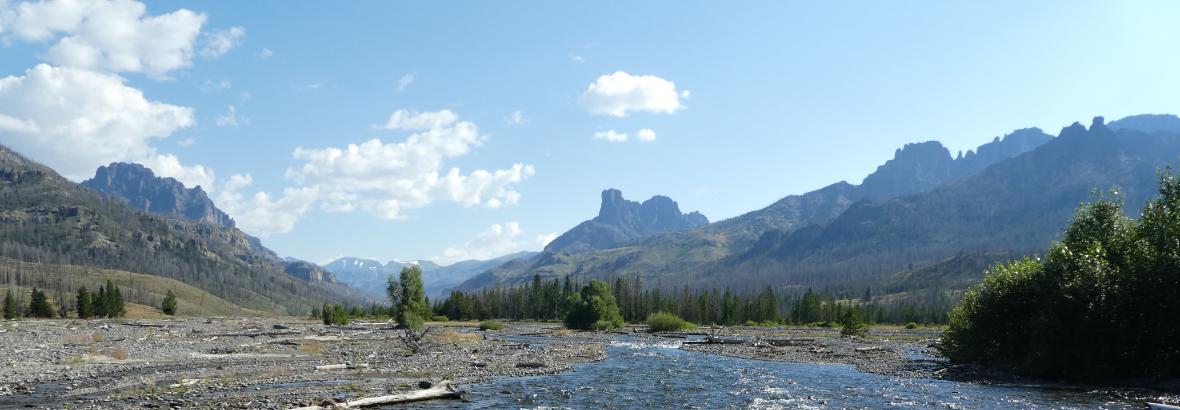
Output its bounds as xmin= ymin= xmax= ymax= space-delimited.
xmin=0 ymin=318 xmax=604 ymax=409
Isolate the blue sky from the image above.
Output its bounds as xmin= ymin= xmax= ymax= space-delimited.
xmin=1 ymin=1 xmax=1179 ymax=265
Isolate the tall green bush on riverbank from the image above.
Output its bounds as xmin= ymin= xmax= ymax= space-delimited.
xmin=565 ymin=280 xmax=624 ymax=330
xmin=942 ymin=173 xmax=1180 ymax=381
xmin=391 ymin=265 xmax=430 ymax=330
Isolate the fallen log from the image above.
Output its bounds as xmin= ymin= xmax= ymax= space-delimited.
xmin=683 ymin=338 xmax=745 ymax=345
xmin=120 ymin=322 xmax=167 ymax=328
xmin=763 ymin=338 xmax=814 ymax=347
xmin=289 ymin=381 xmax=463 ymax=409
xmin=314 ymin=363 xmax=370 ymax=371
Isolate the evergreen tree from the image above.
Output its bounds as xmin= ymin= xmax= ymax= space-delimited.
xmin=28 ymin=288 xmax=53 ymax=318
xmin=310 ymin=305 xmax=321 ymax=320
xmin=393 ymin=265 xmax=429 ymax=330
xmin=76 ymin=287 xmax=93 ymax=319
xmin=160 ymin=290 xmax=178 ymax=316
xmin=93 ymin=286 xmax=107 ymax=318
xmin=3 ymin=288 xmax=18 ymax=320
xmin=107 ymin=281 xmax=126 ymax=318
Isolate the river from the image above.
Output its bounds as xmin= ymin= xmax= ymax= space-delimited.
xmin=414 ymin=338 xmax=1148 ymax=409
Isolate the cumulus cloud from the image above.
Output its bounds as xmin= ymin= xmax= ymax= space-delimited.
xmin=214 ymin=174 xmax=318 ymax=236
xmin=536 ymin=232 xmax=558 ymax=247
xmin=0 ymin=64 xmax=200 ymax=182
xmin=637 ymin=128 xmax=656 ymax=142
xmin=280 ymin=109 xmax=533 ymax=224
xmin=580 ymin=71 xmax=683 ymax=117
xmin=593 ymin=129 xmax=627 ymax=142
xmin=141 ymin=153 xmax=213 ymax=189
xmin=2 ymin=0 xmax=207 ymax=78
xmin=199 ymin=26 xmax=244 ymax=59
xmin=437 ymin=222 xmax=527 ymax=265
xmin=257 ymin=48 xmax=273 ymax=59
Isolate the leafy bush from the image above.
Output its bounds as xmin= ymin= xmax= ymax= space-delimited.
xmin=564 ymin=280 xmax=624 ymax=331
xmin=646 ymin=312 xmax=696 ymax=332
xmin=904 ymin=322 xmax=918 ymax=330
xmin=431 ymin=315 xmax=449 ymax=322
xmin=743 ymin=320 xmax=757 ymax=327
xmin=479 ymin=320 xmax=503 ymax=331
xmin=942 ymin=173 xmax=1180 ymax=381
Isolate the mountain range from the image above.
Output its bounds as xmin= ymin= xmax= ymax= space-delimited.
xmin=456 ymin=114 xmax=1180 ymax=302
xmin=323 ymin=251 xmax=537 ymax=299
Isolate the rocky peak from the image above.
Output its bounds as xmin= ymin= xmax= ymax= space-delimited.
xmin=859 ymin=141 xmax=954 ymax=200
xmin=283 ymin=260 xmax=337 ymax=284
xmin=544 ymin=189 xmax=709 ymax=254
xmin=1108 ymin=114 xmax=1180 ymax=135
xmin=83 ymin=162 xmax=235 ymax=229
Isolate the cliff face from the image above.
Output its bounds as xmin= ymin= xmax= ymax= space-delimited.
xmin=83 ymin=162 xmax=235 ymax=228
xmin=543 ymin=189 xmax=709 ymax=254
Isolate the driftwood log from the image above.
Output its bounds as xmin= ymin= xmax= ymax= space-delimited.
xmin=289 ymin=381 xmax=463 ymax=409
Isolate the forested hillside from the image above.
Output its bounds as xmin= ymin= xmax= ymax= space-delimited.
xmin=0 ymin=145 xmax=359 ymax=315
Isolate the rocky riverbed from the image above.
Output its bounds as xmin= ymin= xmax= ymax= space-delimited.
xmin=0 ymin=318 xmax=604 ymax=409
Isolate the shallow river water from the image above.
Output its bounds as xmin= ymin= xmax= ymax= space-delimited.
xmin=414 ymin=339 xmax=1151 ymax=409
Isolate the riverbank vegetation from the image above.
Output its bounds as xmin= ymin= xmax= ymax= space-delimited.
xmin=942 ymin=173 xmax=1180 ymax=381
xmin=435 ymin=274 xmax=946 ymax=327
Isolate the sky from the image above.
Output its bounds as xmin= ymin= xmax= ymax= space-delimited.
xmin=1 ymin=1 xmax=1179 ymax=265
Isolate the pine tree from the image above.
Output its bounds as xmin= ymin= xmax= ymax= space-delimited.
xmin=109 ymin=282 xmax=125 ymax=318
xmin=29 ymin=288 xmax=53 ymax=318
xmin=161 ymin=290 xmax=178 ymax=316
xmin=3 ymin=288 xmax=17 ymax=320
xmin=93 ymin=286 xmax=107 ymax=318
xmin=76 ymin=287 xmax=93 ymax=319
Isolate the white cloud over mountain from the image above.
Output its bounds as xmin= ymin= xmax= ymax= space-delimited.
xmin=220 ymin=110 xmax=534 ymax=236
xmin=0 ymin=64 xmax=206 ymax=184
xmin=581 ymin=71 xmax=684 ymax=117
xmin=437 ymin=222 xmax=526 ymax=265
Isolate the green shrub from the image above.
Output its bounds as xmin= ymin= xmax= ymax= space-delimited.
xmin=904 ymin=322 xmax=918 ymax=330
xmin=646 ymin=312 xmax=696 ymax=332
xmin=563 ymin=280 xmax=624 ymax=331
xmin=160 ymin=290 xmax=178 ymax=316
xmin=942 ymin=174 xmax=1180 ymax=381
xmin=743 ymin=320 xmax=757 ymax=327
xmin=431 ymin=315 xmax=449 ymax=322
xmin=479 ymin=320 xmax=503 ymax=331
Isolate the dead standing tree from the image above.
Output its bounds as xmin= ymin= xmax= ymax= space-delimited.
xmin=397 ymin=326 xmax=431 ymax=354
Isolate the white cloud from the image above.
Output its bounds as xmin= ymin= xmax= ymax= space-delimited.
xmin=0 ymin=64 xmax=196 ymax=181
xmin=257 ymin=48 xmax=273 ymax=59
xmin=3 ymin=0 xmax=207 ymax=78
xmin=239 ymin=91 xmax=252 ymax=101
xmin=215 ymin=174 xmax=318 ymax=236
xmin=215 ymin=105 xmax=239 ymax=127
xmin=383 ymin=109 xmax=457 ymax=130
xmin=141 ymin=153 xmax=213 ymax=189
xmin=536 ymin=232 xmax=558 ymax=247
xmin=568 ymin=53 xmax=584 ymax=63
xmin=199 ymin=26 xmax=244 ymax=59
xmin=580 ymin=71 xmax=684 ymax=117
xmin=396 ymin=73 xmax=415 ymax=93
xmin=505 ymin=110 xmax=526 ymax=125
xmin=437 ymin=222 xmax=527 ymax=265
xmin=176 ymin=137 xmax=195 ymax=147
xmin=282 ymin=109 xmax=533 ymax=222
xmin=637 ymin=128 xmax=656 ymax=142
xmin=593 ymin=129 xmax=627 ymax=142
